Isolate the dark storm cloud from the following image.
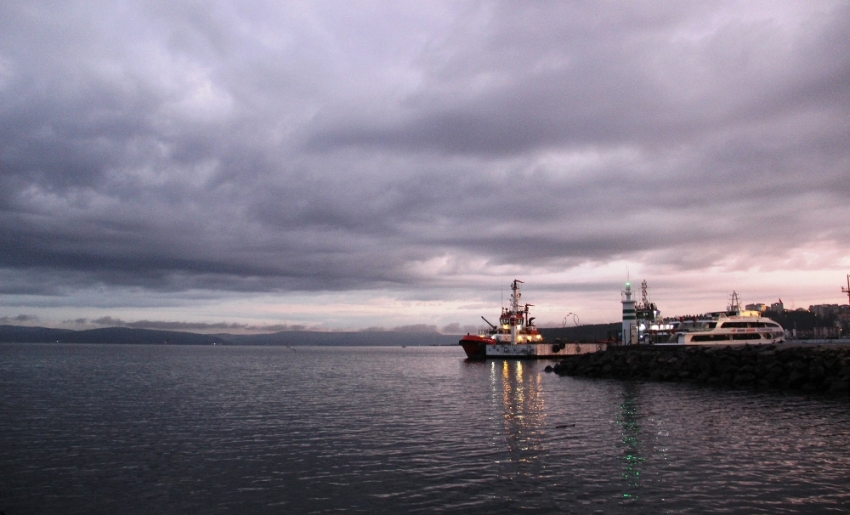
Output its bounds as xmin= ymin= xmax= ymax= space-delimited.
xmin=1 ymin=0 xmax=848 ymax=305
xmin=307 ymin=2 xmax=850 ymax=156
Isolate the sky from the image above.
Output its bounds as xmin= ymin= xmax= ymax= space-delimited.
xmin=1 ymin=1 xmax=849 ymax=334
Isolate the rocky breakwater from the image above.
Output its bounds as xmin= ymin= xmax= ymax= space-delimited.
xmin=548 ymin=344 xmax=850 ymax=394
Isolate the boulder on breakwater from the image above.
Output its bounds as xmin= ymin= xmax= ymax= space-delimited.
xmin=548 ymin=344 xmax=850 ymax=394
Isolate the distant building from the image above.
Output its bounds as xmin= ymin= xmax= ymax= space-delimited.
xmin=810 ymin=304 xmax=841 ymax=318
xmin=770 ymin=300 xmax=784 ymax=312
xmin=746 ymin=303 xmax=767 ymax=312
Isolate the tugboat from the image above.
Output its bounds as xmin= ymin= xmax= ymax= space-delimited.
xmin=459 ymin=280 xmax=607 ymax=359
xmin=459 ymin=280 xmax=543 ymax=359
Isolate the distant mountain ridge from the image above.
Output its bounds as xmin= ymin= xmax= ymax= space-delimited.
xmin=1 ymin=322 xmax=622 ymax=346
xmin=0 ymin=325 xmax=460 ymax=346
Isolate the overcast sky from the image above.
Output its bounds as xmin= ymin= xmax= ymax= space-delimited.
xmin=1 ymin=1 xmax=849 ymax=333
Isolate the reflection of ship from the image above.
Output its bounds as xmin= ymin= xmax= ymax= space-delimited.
xmin=489 ymin=360 xmax=546 ymax=466
xmin=459 ymin=280 xmax=607 ymax=360
xmin=663 ymin=292 xmax=785 ymax=345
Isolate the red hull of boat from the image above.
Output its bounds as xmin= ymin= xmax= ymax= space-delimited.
xmin=459 ymin=335 xmax=492 ymax=360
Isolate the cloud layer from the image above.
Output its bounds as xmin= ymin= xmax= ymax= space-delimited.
xmin=1 ymin=1 xmax=849 ymax=329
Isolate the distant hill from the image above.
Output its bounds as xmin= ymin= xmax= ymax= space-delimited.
xmin=218 ymin=330 xmax=457 ymax=346
xmin=0 ymin=323 xmax=620 ymax=346
xmin=0 ymin=325 xmax=219 ymax=345
xmin=0 ymin=325 xmax=76 ymax=343
xmin=0 ymin=325 xmax=459 ymax=346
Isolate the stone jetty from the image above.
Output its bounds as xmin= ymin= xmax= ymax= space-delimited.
xmin=547 ymin=344 xmax=850 ymax=394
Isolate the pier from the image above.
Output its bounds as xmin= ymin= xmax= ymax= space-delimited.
xmin=548 ymin=343 xmax=850 ymax=394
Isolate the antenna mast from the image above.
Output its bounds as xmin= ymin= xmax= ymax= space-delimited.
xmin=728 ymin=291 xmax=741 ymax=312
xmin=843 ymin=274 xmax=850 ymax=305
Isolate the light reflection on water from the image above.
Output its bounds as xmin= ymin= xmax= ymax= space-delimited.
xmin=491 ymin=360 xmax=546 ymax=460
xmin=2 ymin=344 xmax=850 ymax=514
xmin=617 ymin=383 xmax=645 ymax=500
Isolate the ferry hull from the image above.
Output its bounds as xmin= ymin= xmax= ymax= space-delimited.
xmin=461 ymin=336 xmax=608 ymax=360
xmin=485 ymin=342 xmax=608 ymax=359
xmin=669 ymin=330 xmax=785 ymax=345
xmin=671 ymin=336 xmax=784 ymax=346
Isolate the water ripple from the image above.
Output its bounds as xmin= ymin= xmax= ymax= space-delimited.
xmin=2 ymin=344 xmax=850 ymax=514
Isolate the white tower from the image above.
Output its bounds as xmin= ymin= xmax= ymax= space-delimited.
xmin=622 ymin=282 xmax=636 ymax=345
xmin=509 ymin=279 xmax=522 ymax=345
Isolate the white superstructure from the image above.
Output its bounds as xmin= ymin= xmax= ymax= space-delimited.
xmin=482 ymin=279 xmax=544 ymax=344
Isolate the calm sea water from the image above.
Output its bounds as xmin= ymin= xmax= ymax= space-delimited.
xmin=2 ymin=343 xmax=850 ymax=514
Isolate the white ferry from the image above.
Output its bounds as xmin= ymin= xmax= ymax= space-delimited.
xmin=665 ymin=292 xmax=785 ymax=345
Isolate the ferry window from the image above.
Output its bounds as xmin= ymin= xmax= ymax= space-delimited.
xmin=732 ymin=333 xmax=760 ymax=340
xmin=693 ymin=334 xmax=729 ymax=342
xmin=706 ymin=322 xmax=716 ymax=329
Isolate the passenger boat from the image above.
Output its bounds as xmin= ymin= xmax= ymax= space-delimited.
xmin=665 ymin=292 xmax=785 ymax=345
xmin=459 ymin=280 xmax=607 ymax=359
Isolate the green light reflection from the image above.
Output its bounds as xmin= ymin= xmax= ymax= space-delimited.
xmin=617 ymin=383 xmax=645 ymax=499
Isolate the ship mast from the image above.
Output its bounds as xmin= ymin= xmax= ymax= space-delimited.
xmin=728 ymin=291 xmax=741 ymax=314
xmin=510 ymin=279 xmax=522 ymax=345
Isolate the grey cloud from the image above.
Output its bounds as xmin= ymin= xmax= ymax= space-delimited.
xmin=89 ymin=316 xmax=306 ymax=333
xmin=392 ymin=324 xmax=439 ymax=333
xmin=0 ymin=0 xmax=848 ymax=315
xmin=0 ymin=314 xmax=40 ymax=324
xmin=441 ymin=323 xmax=479 ymax=335
xmin=307 ymin=2 xmax=850 ymax=157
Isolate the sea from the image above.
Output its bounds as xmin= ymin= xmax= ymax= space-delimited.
xmin=2 ymin=343 xmax=849 ymax=514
